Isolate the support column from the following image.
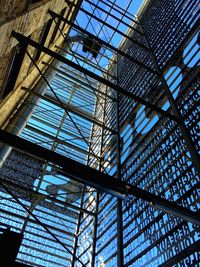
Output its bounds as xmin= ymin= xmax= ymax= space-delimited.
xmin=91 ymin=192 xmax=99 ymax=267
xmin=116 ymin=54 xmax=124 ymax=267
xmin=91 ymin=82 xmax=109 ymax=267
xmin=139 ymin=23 xmax=200 ymax=176
xmin=71 ymin=189 xmax=85 ymax=267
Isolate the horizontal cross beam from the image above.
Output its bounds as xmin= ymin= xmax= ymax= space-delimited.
xmin=12 ymin=31 xmax=180 ymax=123
xmin=65 ymin=0 xmax=147 ymax=49
xmin=49 ymin=10 xmax=157 ymax=75
xmin=22 ymin=86 xmax=116 ymax=135
xmin=0 ymin=177 xmax=95 ymax=216
xmin=0 ymin=129 xmax=199 ymax=226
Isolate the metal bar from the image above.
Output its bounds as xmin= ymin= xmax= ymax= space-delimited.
xmin=25 ymin=124 xmax=100 ymax=159
xmin=0 ymin=206 xmax=75 ymax=238
xmin=56 ymin=46 xmax=117 ymax=80
xmin=67 ymin=0 xmax=143 ymax=35
xmin=116 ymin=54 xmax=124 ymax=267
xmin=49 ymin=10 xmax=158 ymax=75
xmin=53 ymin=18 xmax=111 ymax=116
xmin=0 ymin=179 xmax=86 ymax=267
xmin=43 ymin=62 xmax=116 ymax=101
xmin=0 ymin=129 xmax=199 ymax=226
xmin=91 ymin=193 xmax=99 ymax=267
xmin=0 ymin=128 xmax=126 ymax=197
xmin=0 ymin=177 xmax=95 ymax=216
xmin=66 ymin=0 xmax=149 ymax=51
xmin=139 ymin=24 xmax=200 ymax=177
xmin=22 ymin=86 xmax=116 ymax=134
xmin=71 ymin=189 xmax=86 ymax=267
xmin=102 ymin=0 xmax=140 ymax=24
xmin=12 ymin=31 xmax=180 ymax=123
xmin=90 ymin=84 xmax=107 ymax=266
xmin=25 ymin=49 xmax=99 ymax=160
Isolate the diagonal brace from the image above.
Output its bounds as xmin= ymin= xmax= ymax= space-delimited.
xmin=12 ymin=31 xmax=180 ymax=123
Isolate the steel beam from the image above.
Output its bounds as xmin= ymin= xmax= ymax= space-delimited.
xmin=56 ymin=46 xmax=117 ymax=80
xmin=85 ymin=0 xmax=141 ymax=32
xmin=91 ymin=192 xmax=99 ymax=267
xmin=25 ymin=49 xmax=98 ymax=159
xmin=0 ymin=177 xmax=95 ymax=216
xmin=22 ymin=86 xmax=116 ymax=135
xmin=43 ymin=61 xmax=116 ymax=101
xmin=116 ymin=54 xmax=124 ymax=267
xmin=12 ymin=31 xmax=179 ymax=123
xmin=0 ymin=129 xmax=199 ymax=226
xmin=48 ymin=10 xmax=158 ymax=75
xmin=71 ymin=189 xmax=85 ymax=267
xmin=139 ymin=24 xmax=200 ymax=177
xmin=0 ymin=205 xmax=75 ymax=237
xmin=90 ymin=92 xmax=106 ymax=266
xmin=25 ymin=124 xmax=98 ymax=159
xmin=0 ymin=179 xmax=85 ymax=266
xmin=65 ymin=0 xmax=143 ymax=36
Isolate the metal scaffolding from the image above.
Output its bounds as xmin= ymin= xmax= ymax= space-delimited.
xmin=0 ymin=0 xmax=199 ymax=266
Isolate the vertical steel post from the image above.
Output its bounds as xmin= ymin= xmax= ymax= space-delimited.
xmin=116 ymin=54 xmax=124 ymax=267
xmin=71 ymin=189 xmax=85 ymax=267
xmin=91 ymin=82 xmax=108 ymax=267
xmin=91 ymin=193 xmax=99 ymax=267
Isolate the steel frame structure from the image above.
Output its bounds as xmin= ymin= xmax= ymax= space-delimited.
xmin=0 ymin=0 xmax=199 ymax=266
